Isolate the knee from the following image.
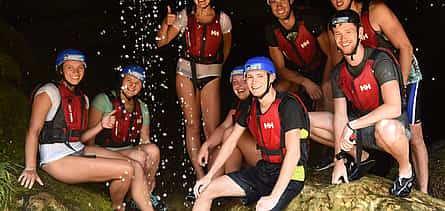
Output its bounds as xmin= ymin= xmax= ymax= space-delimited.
xmin=375 ymin=120 xmax=406 ymax=145
xmin=129 ymin=160 xmax=144 ymax=175
xmin=199 ymin=183 xmax=218 ymax=201
xmin=143 ymin=144 xmax=160 ymax=162
xmin=132 ymin=149 xmax=148 ymax=168
xmin=121 ymin=162 xmax=135 ymax=181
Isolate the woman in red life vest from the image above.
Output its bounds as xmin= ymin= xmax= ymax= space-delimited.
xmin=157 ymin=0 xmax=232 ymax=179
xmin=18 ymin=50 xmax=154 ymax=211
xmin=87 ymin=64 xmax=161 ymax=206
xmin=193 ymin=57 xmax=309 ymax=211
xmin=197 ymin=66 xmax=261 ymax=176
xmin=329 ymin=0 xmax=428 ymax=193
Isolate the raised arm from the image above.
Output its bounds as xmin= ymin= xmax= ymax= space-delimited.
xmin=80 ymin=109 xmax=116 ymax=143
xmin=156 ymin=6 xmax=180 ymax=48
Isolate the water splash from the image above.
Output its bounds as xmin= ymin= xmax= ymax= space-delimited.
xmin=118 ymin=0 xmax=195 ymax=205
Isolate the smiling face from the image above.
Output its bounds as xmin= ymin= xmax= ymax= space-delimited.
xmin=61 ymin=60 xmax=85 ymax=86
xmin=231 ymin=75 xmax=249 ymax=100
xmin=121 ymin=74 xmax=142 ymax=98
xmin=269 ymin=0 xmax=292 ymax=20
xmin=245 ymin=70 xmax=274 ymax=97
xmin=330 ymin=0 xmax=352 ymax=10
xmin=193 ymin=0 xmax=211 ymax=9
xmin=332 ymin=22 xmax=361 ymax=55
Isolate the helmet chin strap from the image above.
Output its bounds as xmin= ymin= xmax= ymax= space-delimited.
xmin=258 ymin=74 xmax=272 ymax=100
xmin=61 ymin=73 xmax=77 ymax=89
xmin=342 ymin=26 xmax=361 ymax=61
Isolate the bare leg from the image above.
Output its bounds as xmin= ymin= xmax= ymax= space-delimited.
xmin=410 ymin=123 xmax=428 ymax=193
xmin=87 ymin=146 xmax=153 ymax=210
xmin=236 ymin=130 xmax=262 ymax=167
xmin=43 ymin=147 xmax=134 ymax=210
xmin=206 ymin=145 xmax=224 ymax=177
xmin=119 ymin=143 xmax=160 ymax=192
xmin=129 ymin=161 xmax=154 ymax=211
xmin=308 ymin=112 xmax=335 ymax=147
xmin=200 ymin=78 xmax=220 ymax=140
xmin=221 ymin=127 xmax=243 ymax=173
xmin=200 ymin=78 xmax=222 ymax=176
xmin=177 ymin=74 xmax=205 ymax=179
xmin=193 ymin=175 xmax=246 ymax=211
xmin=375 ymin=120 xmax=411 ymax=177
xmin=321 ymin=79 xmax=334 ymax=112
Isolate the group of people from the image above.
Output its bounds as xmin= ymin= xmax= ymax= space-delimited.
xmin=18 ymin=0 xmax=428 ymax=210
xmin=156 ymin=0 xmax=428 ymax=210
xmin=19 ymin=50 xmax=162 ymax=210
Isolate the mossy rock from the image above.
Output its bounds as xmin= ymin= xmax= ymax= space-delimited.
xmin=429 ymin=145 xmax=445 ymax=200
xmin=224 ymin=175 xmax=445 ymax=210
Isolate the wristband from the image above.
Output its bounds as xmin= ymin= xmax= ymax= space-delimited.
xmin=25 ymin=167 xmax=35 ymax=171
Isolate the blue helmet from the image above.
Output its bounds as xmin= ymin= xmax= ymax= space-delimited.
xmin=55 ymin=49 xmax=87 ymax=70
xmin=229 ymin=65 xmax=244 ymax=82
xmin=121 ymin=64 xmax=146 ymax=82
xmin=244 ymin=56 xmax=276 ymax=76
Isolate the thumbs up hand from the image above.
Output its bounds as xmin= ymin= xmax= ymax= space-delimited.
xmin=165 ymin=5 xmax=176 ymax=25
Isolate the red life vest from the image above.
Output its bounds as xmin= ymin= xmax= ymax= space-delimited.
xmin=246 ymin=92 xmax=309 ymax=164
xmin=95 ymin=91 xmax=144 ymax=147
xmin=38 ymin=83 xmax=88 ymax=144
xmin=274 ymin=21 xmax=321 ymax=73
xmin=338 ymin=48 xmax=401 ymax=112
xmin=184 ymin=12 xmax=223 ymax=64
xmin=360 ymin=4 xmax=395 ymax=53
xmin=232 ymin=100 xmax=242 ymax=125
xmin=360 ymin=10 xmax=378 ymax=48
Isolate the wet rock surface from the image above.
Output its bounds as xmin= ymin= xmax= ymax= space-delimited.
xmin=223 ymin=174 xmax=445 ymax=211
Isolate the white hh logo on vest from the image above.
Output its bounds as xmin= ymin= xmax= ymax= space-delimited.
xmin=359 ymin=33 xmax=369 ymax=41
xmin=264 ymin=122 xmax=274 ymax=129
xmin=300 ymin=40 xmax=310 ymax=48
xmin=210 ymin=30 xmax=220 ymax=37
xmin=360 ymin=83 xmax=372 ymax=91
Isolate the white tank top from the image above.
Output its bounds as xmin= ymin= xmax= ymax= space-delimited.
xmin=36 ymin=83 xmax=88 ymax=166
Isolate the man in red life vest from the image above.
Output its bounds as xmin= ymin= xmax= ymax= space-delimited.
xmin=326 ymin=10 xmax=414 ymax=197
xmin=329 ymin=0 xmax=428 ymax=194
xmin=265 ymin=0 xmax=333 ymax=109
xmin=265 ymin=0 xmax=336 ymax=171
xmin=193 ymin=56 xmax=310 ymax=211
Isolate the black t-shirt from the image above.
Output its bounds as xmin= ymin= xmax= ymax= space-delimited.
xmin=237 ymin=92 xmax=307 ymax=133
xmin=331 ymin=48 xmax=400 ymax=99
xmin=265 ymin=8 xmax=326 ymax=48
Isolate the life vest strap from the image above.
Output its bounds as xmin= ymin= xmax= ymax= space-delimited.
xmin=39 ymin=128 xmax=82 ymax=144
